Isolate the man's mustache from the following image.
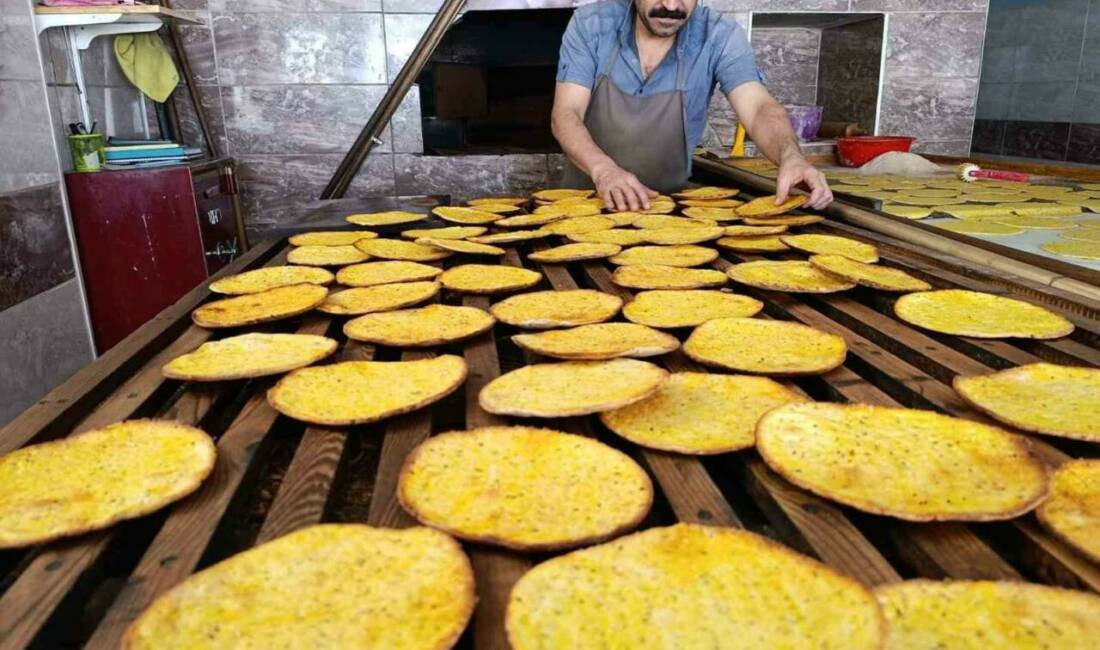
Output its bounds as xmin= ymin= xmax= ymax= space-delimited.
xmin=649 ymin=7 xmax=687 ymax=19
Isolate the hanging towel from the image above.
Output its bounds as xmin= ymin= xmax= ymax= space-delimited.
xmin=113 ymin=33 xmax=180 ymax=103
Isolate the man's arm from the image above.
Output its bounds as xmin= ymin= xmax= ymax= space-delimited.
xmin=551 ymin=82 xmax=657 ymax=211
xmin=727 ymin=81 xmax=833 ymax=210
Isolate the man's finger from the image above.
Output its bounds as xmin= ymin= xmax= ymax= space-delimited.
xmin=624 ymin=184 xmax=642 ymax=211
xmin=610 ymin=187 xmax=627 ymax=212
xmin=628 ymin=178 xmax=652 ymax=210
xmin=775 ymin=174 xmax=792 ymax=204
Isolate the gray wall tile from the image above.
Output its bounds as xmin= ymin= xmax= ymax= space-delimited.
xmin=975 ymin=81 xmax=1012 ymax=120
xmin=0 ymin=80 xmax=62 ymax=192
xmin=384 ymin=13 xmax=434 ymax=82
xmin=879 ymin=76 xmax=978 ymax=142
xmin=395 ymin=153 xmax=550 ymax=201
xmin=0 ymin=182 xmax=74 ymax=310
xmin=885 ymin=12 xmax=985 ymax=79
xmin=852 ymin=0 xmax=987 ymax=9
xmin=178 ymin=23 xmax=219 ymax=85
xmin=1073 ymin=80 xmax=1100 ymax=124
xmin=0 ymin=11 xmax=41 ymax=81
xmin=752 ymin=27 xmax=820 ymax=89
xmin=384 ymin=0 xmax=443 ymax=10
xmin=1011 ymin=81 xmax=1075 ymax=123
xmin=981 ymin=46 xmax=1016 ymax=84
xmin=209 ymin=0 xmax=381 ymax=11
xmin=392 ymin=85 xmax=424 ymax=153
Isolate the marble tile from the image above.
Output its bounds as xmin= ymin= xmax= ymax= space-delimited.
xmin=212 ymin=12 xmax=386 ymax=85
xmin=178 ymin=23 xmax=219 ymax=86
xmin=209 ymin=0 xmax=380 ymax=11
xmin=1010 ymin=81 xmax=1075 ymax=123
xmin=0 ymin=182 xmax=75 ymax=311
xmin=392 ymin=85 xmax=424 ymax=153
xmin=706 ymin=89 xmax=738 ymax=147
xmin=44 ymin=28 xmax=107 ymax=87
xmin=769 ymin=84 xmax=818 ymax=107
xmin=885 ymin=12 xmax=985 ymax=79
xmin=174 ymin=84 xmax=230 ymax=155
xmin=0 ymin=80 xmax=62 ymax=188
xmin=547 ymin=153 xmax=567 ymax=186
xmin=1081 ymin=2 xmax=1100 ymax=83
xmin=171 ymin=0 xmax=209 ymax=9
xmin=0 ymin=279 xmax=93 ymax=427
xmin=394 ymin=153 xmax=550 ymax=202
xmin=1073 ymin=81 xmax=1100 ymax=124
xmin=705 ymin=0 xmax=847 ymax=10
xmin=384 ymin=13 xmax=434 ymax=83
xmin=817 ymin=82 xmax=878 ymax=132
xmin=751 ymin=28 xmax=820 ymax=87
xmin=1002 ymin=120 xmax=1071 ymax=160
xmin=0 ymin=12 xmax=41 ymax=81
xmin=975 ymin=81 xmax=1012 ymax=120
xmin=1014 ymin=0 xmax=1088 ymax=83
xmin=878 ymin=77 xmax=978 ymax=142
xmin=852 ymin=0 xmax=987 ymax=9
xmin=385 ymin=0 xmax=443 ymax=10
xmin=1067 ymin=122 xmax=1100 ymax=164
xmin=980 ymin=46 xmax=1016 ymax=84
xmin=911 ymin=140 xmax=972 ymax=156
xmin=970 ymin=118 xmax=1006 ymax=155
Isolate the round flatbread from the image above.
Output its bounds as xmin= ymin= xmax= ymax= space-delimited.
xmin=469 ymin=196 xmax=527 ymax=206
xmin=609 ymin=244 xmax=718 ymax=267
xmin=633 ymin=215 xmax=715 ymax=229
xmin=344 ymin=304 xmax=495 ymax=347
xmin=744 ymin=214 xmax=824 ymax=226
xmin=1061 ymin=228 xmax=1100 ymax=242
xmin=439 ymin=264 xmax=542 ymax=294
xmin=953 ymin=363 xmax=1100 ymax=442
xmin=479 ymin=359 xmax=667 ymax=417
xmin=715 ymin=235 xmax=790 ymax=253
xmin=1042 ymin=240 xmax=1100 ymax=259
xmin=622 ymin=290 xmax=762 ymax=328
xmin=286 ymin=245 xmax=370 ymax=267
xmin=937 ymin=220 xmax=1025 ymax=235
xmin=934 ymin=205 xmax=1014 ymax=220
xmin=602 ymin=211 xmax=644 ymax=226
xmin=893 ymin=195 xmax=968 ymax=206
xmin=469 ymin=202 xmax=523 ymax=215
xmin=567 ymin=228 xmax=650 ymax=246
xmin=416 ymin=237 xmax=505 ymax=257
xmin=612 ymin=264 xmax=727 ymax=290
xmin=1003 ymin=204 xmax=1082 ymax=218
xmin=512 ymin=323 xmax=679 ymax=360
xmin=1037 ymin=460 xmax=1100 ymax=562
xmin=193 ymin=284 xmax=329 ymax=328
xmin=601 ymin=372 xmax=807 ymax=454
xmin=401 ymin=226 xmax=487 ymax=240
xmin=123 ymin=525 xmax=474 ymax=650
xmin=736 ymin=194 xmax=809 ymax=217
xmin=469 ymin=230 xmax=552 ymax=245
xmin=527 ymin=242 xmax=622 ymax=263
xmin=640 ymin=226 xmax=725 ymax=245
xmin=0 ymin=420 xmax=215 ymax=549
xmin=432 ymin=206 xmax=502 ymax=224
xmin=355 ymin=239 xmax=452 ymax=262
xmin=495 ymin=212 xmax=568 ymax=228
xmin=809 ymin=255 xmax=932 ymax=292
xmin=269 ymin=355 xmax=467 ymax=425
xmin=780 ymin=234 xmax=879 ymax=263
xmin=901 ymin=188 xmax=958 ymax=198
xmin=728 ymin=260 xmax=857 ymax=293
xmin=398 ymin=427 xmax=651 ymax=551
xmin=678 ymin=198 xmax=744 ymax=208
xmin=895 ymin=290 xmax=1074 ymax=339
xmin=336 ymin=261 xmax=442 ymax=287
xmin=756 ymin=402 xmax=1049 ymax=521
xmin=316 ymin=281 xmax=440 ymax=315
xmin=288 ymin=230 xmax=378 ymax=247
xmin=490 ymin=289 xmax=622 ymax=329
xmin=681 ymin=206 xmax=740 ymax=221
xmin=684 ymin=317 xmax=847 ymax=375
xmin=881 ymin=205 xmax=933 ymax=219
xmin=163 ymin=333 xmax=338 ymax=381
xmin=639 ymin=199 xmax=677 ymax=214
xmin=540 ymin=216 xmax=615 ymax=235
xmin=346 ymin=210 xmax=426 ymax=227
xmin=724 ymin=224 xmax=788 ymax=237
xmin=672 ymin=186 xmax=739 ymax=200
xmin=210 ymin=266 xmax=334 ymax=295
xmin=532 ymin=188 xmax=594 ymax=202
xmin=506 ymin=524 xmax=885 ymax=650
xmin=532 ymin=203 xmax=601 ymax=218
xmin=875 ymin=580 xmax=1100 ymax=650
xmin=994 ymin=216 xmax=1077 ymax=229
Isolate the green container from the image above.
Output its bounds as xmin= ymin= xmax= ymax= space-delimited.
xmin=68 ymin=134 xmax=105 ymax=172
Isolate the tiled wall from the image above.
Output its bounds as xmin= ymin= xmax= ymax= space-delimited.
xmin=817 ymin=16 xmax=883 ymax=135
xmin=972 ymin=0 xmax=1100 ymax=163
xmin=752 ymin=27 xmax=821 ymax=107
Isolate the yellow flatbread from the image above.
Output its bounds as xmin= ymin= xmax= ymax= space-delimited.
xmin=550 ymin=196 xmax=606 ymax=209
xmin=684 ymin=317 xmax=847 ymax=375
xmin=123 ymin=525 xmax=474 ymax=650
xmin=468 ymin=202 xmax=523 ymax=215
xmin=639 ymin=199 xmax=677 ymax=214
xmin=612 ymin=264 xmax=727 ymax=290
xmin=288 ymin=230 xmax=378 ymax=246
xmin=640 ymin=226 xmax=724 ymax=245
xmin=346 ymin=210 xmax=426 ymax=227
xmin=937 ymin=220 xmax=1025 ymax=236
xmin=994 ymin=216 xmax=1078 ymax=229
xmin=622 ymin=290 xmax=762 ymax=328
xmin=875 ymin=580 xmax=1100 ymax=650
xmin=780 ymin=234 xmax=879 ymax=263
xmin=0 ymin=420 xmax=215 ymax=549
xmin=953 ymin=363 xmax=1100 ymax=442
xmin=479 ymin=359 xmax=668 ymax=417
xmin=495 ymin=212 xmax=568 ymax=228
xmin=715 ymin=235 xmax=790 ymax=253
xmin=681 ymin=206 xmax=741 ymax=221
xmin=335 ymin=261 xmax=441 ymax=287
xmin=506 ymin=524 xmax=885 ymax=650
xmin=432 ymin=206 xmax=502 ymax=224
xmin=193 ymin=284 xmax=329 ymax=328
xmin=317 ymin=281 xmax=439 ymax=316
xmin=727 ymin=260 xmax=856 ymax=293
xmin=672 ymin=186 xmax=740 ymax=200
xmin=601 ymin=372 xmax=807 ymax=454
xmin=900 ymin=188 xmax=958 ymax=198
xmin=163 ymin=333 xmax=338 ymax=381
xmin=1061 ymin=228 xmax=1100 ymax=242
xmin=567 ymin=228 xmax=650 ymax=246
xmin=286 ymin=245 xmax=370 ymax=266
xmin=757 ymin=402 xmax=1049 ymax=521
xmin=892 ymin=195 xmax=968 ymax=206
xmin=469 ymin=229 xmax=553 ymax=245
xmin=532 ymin=203 xmax=602 ymax=218
xmin=809 ymin=255 xmax=931 ymax=292
xmin=743 ymin=214 xmax=824 ymax=226
xmin=677 ymin=198 xmax=744 ymax=208
xmin=439 ymin=264 xmax=542 ymax=294
xmin=540 ymin=216 xmax=615 ymax=235
xmin=609 ymin=244 xmax=718 ymax=267
xmin=415 ymin=237 xmax=505 ymax=257
xmin=527 ymin=242 xmax=622 ymax=263
xmin=532 ymin=188 xmax=594 ymax=202
xmin=512 ymin=323 xmax=679 ymax=360
xmin=400 ymin=226 xmax=487 ymax=240
xmin=1037 ymin=460 xmax=1100 ymax=563
xmin=344 ymin=304 xmax=495 ymax=347
xmin=469 ymin=196 xmax=527 ymax=206
xmin=895 ymin=290 xmax=1074 ymax=339
xmin=633 ymin=214 xmax=714 ymax=229
xmin=209 ymin=266 xmax=334 ymax=295
xmin=1041 ymin=240 xmax=1100 ymax=259
xmin=735 ymin=194 xmax=808 ymax=217
xmin=490 ymin=289 xmax=622 ymax=329
xmin=723 ymin=224 xmax=788 ymax=237
xmin=602 ymin=211 xmax=644 ymax=226
xmin=269 ymin=355 xmax=467 ymax=425
xmin=355 ymin=238 xmax=452 ymax=262
xmin=399 ymin=427 xmax=651 ymax=551
xmin=1001 ymin=203 xmax=1083 ymax=218
xmin=934 ymin=205 xmax=1015 ymax=221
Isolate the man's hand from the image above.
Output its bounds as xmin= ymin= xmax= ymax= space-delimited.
xmin=591 ymin=163 xmax=657 ymax=212
xmin=776 ymin=155 xmax=833 ymax=210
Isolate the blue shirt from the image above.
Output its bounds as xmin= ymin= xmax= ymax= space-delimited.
xmin=556 ymin=0 xmax=763 ymax=163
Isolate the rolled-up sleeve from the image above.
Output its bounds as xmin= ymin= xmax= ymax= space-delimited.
xmin=556 ymin=12 xmax=598 ymax=89
xmin=715 ymin=22 xmax=764 ymax=95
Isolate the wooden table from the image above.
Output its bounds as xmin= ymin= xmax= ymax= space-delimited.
xmin=1 ymin=200 xmax=1098 ymax=649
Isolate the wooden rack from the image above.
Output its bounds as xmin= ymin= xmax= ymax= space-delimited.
xmin=1 ymin=196 xmax=1098 ymax=650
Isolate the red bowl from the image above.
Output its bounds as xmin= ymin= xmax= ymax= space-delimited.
xmin=836 ymin=136 xmax=915 ymax=167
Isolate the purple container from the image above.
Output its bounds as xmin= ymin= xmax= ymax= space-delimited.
xmin=786 ymin=105 xmax=823 ymax=142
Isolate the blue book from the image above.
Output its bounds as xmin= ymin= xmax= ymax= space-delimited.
xmin=105 ymin=147 xmax=186 ymax=161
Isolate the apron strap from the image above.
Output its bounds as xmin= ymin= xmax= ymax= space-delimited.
xmin=598 ymin=38 xmax=623 ymax=80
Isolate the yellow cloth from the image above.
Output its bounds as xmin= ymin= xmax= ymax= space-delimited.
xmin=114 ymin=33 xmax=180 ymax=103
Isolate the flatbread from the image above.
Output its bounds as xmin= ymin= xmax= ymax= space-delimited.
xmin=677 ymin=198 xmax=744 ymax=208
xmin=540 ymin=216 xmax=615 ymax=235
xmin=639 ymin=199 xmax=677 ymax=214
xmin=1042 ymin=240 xmax=1100 ymax=259
xmin=681 ymin=206 xmax=740 ymax=221
xmin=415 ymin=238 xmax=505 ymax=257
xmin=193 ymin=284 xmax=329 ymax=328
xmin=993 ymin=216 xmax=1078 ymax=229
xmin=490 ymin=289 xmax=622 ymax=328
xmin=723 ymin=224 xmax=788 ymax=237
xmin=495 ymin=212 xmax=568 ymax=228
xmin=567 ymin=228 xmax=650 ymax=246
xmin=1061 ymin=228 xmax=1100 ymax=242
xmin=439 ymin=264 xmax=542 ymax=294
xmin=469 ymin=196 xmax=527 ymax=206
xmin=953 ymin=363 xmax=1100 ymax=442
xmin=549 ymin=196 xmax=605 ymax=209
xmin=288 ymin=230 xmax=378 ymax=246
xmin=346 ymin=210 xmax=426 ymax=227
xmin=163 ymin=333 xmax=338 ymax=381
xmin=875 ymin=580 xmax=1100 ymax=650
xmin=527 ymin=242 xmax=622 ymax=263
xmin=900 ymin=189 xmax=958 ymax=198
xmin=893 ymin=195 xmax=968 ymax=206
xmin=336 ymin=261 xmax=442 ymax=287
xmin=601 ymin=372 xmax=807 ymax=454
xmin=532 ymin=203 xmax=602 ymax=218
xmin=715 ymin=235 xmax=790 ymax=253
xmin=469 ymin=203 xmax=523 ymax=215
xmin=602 ymin=211 xmax=644 ymax=227
xmin=0 ymin=420 xmax=215 ymax=549
xmin=728 ymin=260 xmax=856 ymax=293
xmin=609 ymin=244 xmax=718 ymax=267
xmin=640 ymin=226 xmax=724 ymax=245
xmin=895 ymin=290 xmax=1074 ymax=339
xmin=317 ymin=281 xmax=440 ymax=315
xmin=684 ymin=317 xmax=847 ymax=375
xmin=780 ymin=234 xmax=879 ymax=263
xmin=756 ymin=402 xmax=1049 ymax=521
xmin=355 ymin=239 xmax=452 ymax=262
xmin=672 ymin=186 xmax=740 ymax=200
xmin=735 ymin=195 xmax=808 ymax=217
xmin=633 ymin=215 xmax=715 ymax=229
xmin=479 ymin=359 xmax=668 ymax=417
xmin=1037 ymin=460 xmax=1100 ymax=563
xmin=809 ymin=255 xmax=931 ymax=292
xmin=934 ymin=205 xmax=1014 ymax=220
xmin=1000 ymin=203 xmax=1083 ymax=218
xmin=743 ymin=214 xmax=824 ymax=226
xmin=286 ymin=245 xmax=370 ymax=266
xmin=432 ymin=206 xmax=502 ymax=224
xmin=400 ymin=226 xmax=487 ymax=240
xmin=612 ymin=264 xmax=728 ymax=290
xmin=398 ymin=427 xmax=651 ymax=551
xmin=532 ymin=188 xmax=594 ymax=202
xmin=937 ymin=220 xmax=1025 ymax=236
xmin=210 ymin=266 xmax=334 ymax=295
xmin=344 ymin=304 xmax=495 ymax=347
xmin=469 ymin=230 xmax=553 ymax=245
xmin=622 ymin=290 xmax=762 ymax=328
xmin=269 ymin=355 xmax=467 ymax=425
xmin=123 ymin=524 xmax=474 ymax=650
xmin=512 ymin=323 xmax=679 ymax=360
xmin=506 ymin=524 xmax=885 ymax=650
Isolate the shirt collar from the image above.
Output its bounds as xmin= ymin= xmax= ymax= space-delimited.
xmin=617 ymin=5 xmax=701 ymax=58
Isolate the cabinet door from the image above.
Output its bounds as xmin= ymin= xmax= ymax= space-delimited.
xmin=192 ymin=166 xmax=241 ymax=274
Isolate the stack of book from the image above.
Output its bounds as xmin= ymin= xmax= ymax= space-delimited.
xmin=103 ymin=139 xmax=203 ymax=169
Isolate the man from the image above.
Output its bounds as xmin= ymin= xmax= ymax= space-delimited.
xmin=552 ymin=0 xmax=833 ymax=212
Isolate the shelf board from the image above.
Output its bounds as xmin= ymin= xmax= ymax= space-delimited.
xmin=35 ymin=4 xmax=198 ymax=21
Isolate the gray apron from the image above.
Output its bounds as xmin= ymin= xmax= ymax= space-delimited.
xmin=561 ymin=35 xmax=691 ymax=195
